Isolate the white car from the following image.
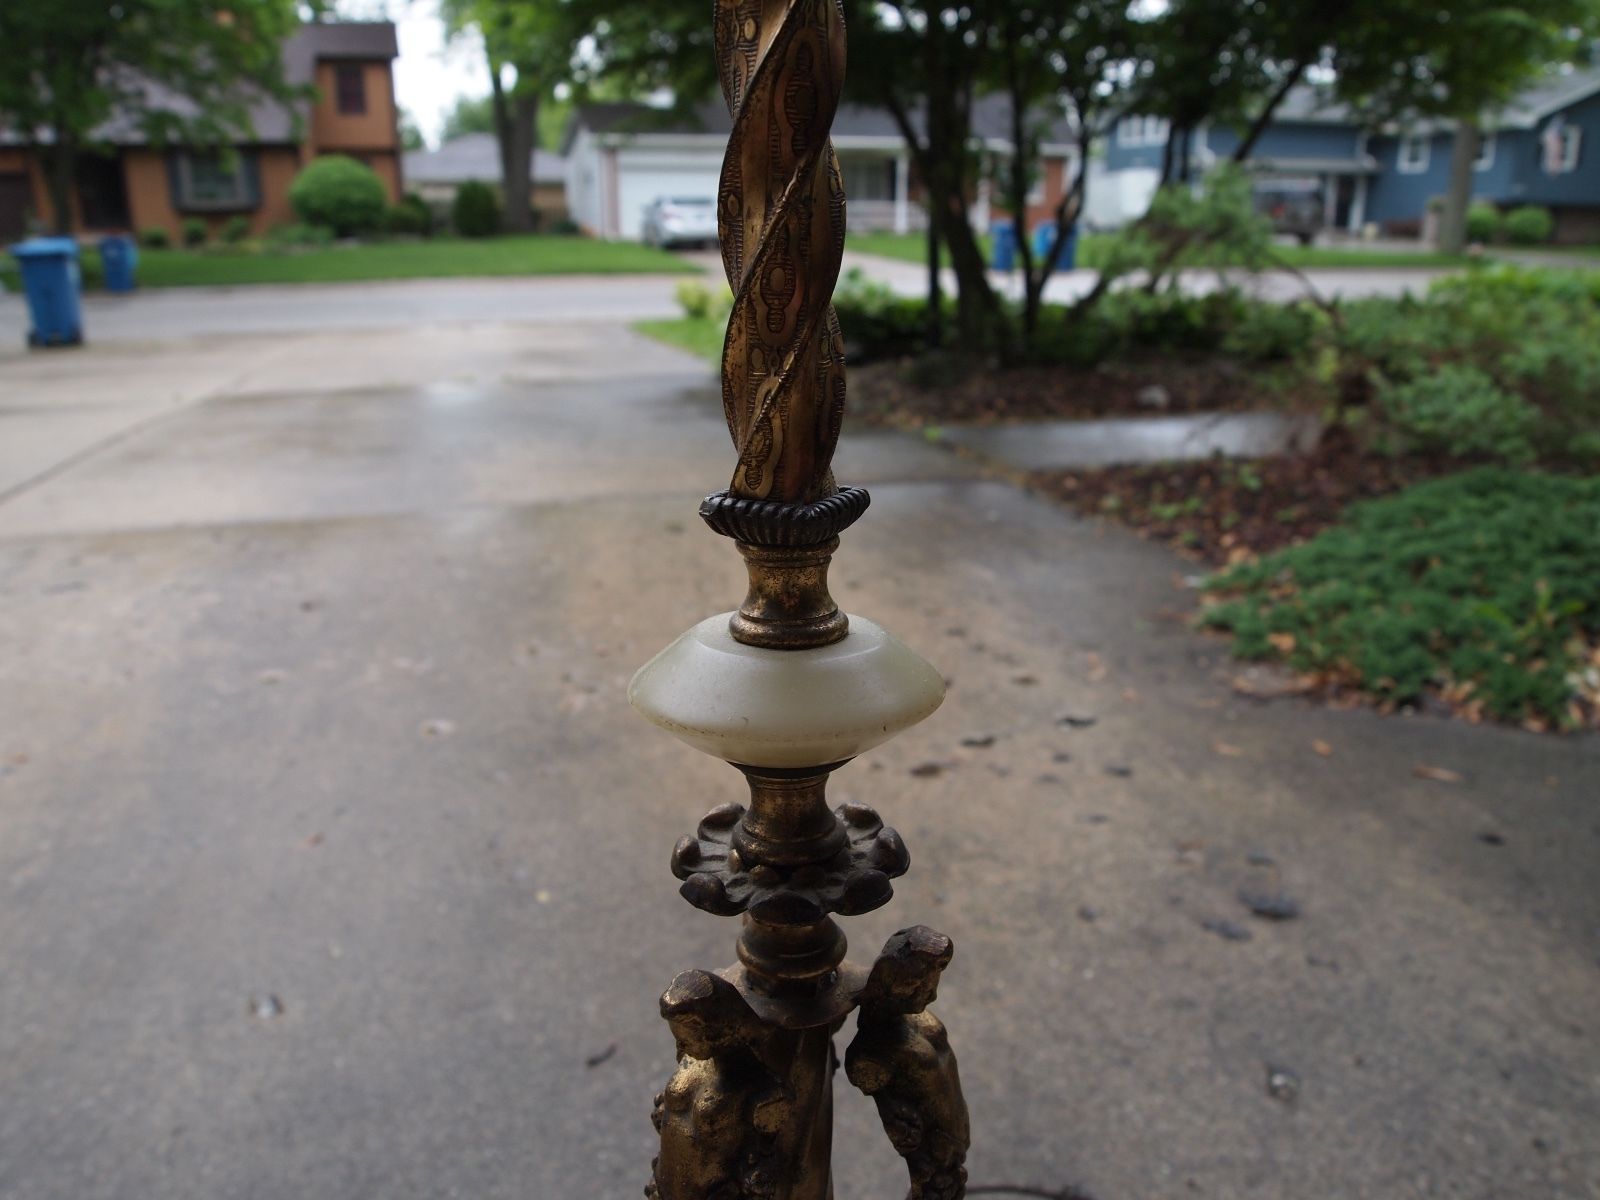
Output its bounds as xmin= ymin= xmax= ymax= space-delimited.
xmin=642 ymin=196 xmax=718 ymax=249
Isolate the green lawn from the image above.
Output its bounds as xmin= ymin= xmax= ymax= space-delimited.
xmin=634 ymin=317 xmax=724 ymax=366
xmin=2 ymin=236 xmax=698 ymax=291
xmin=848 ymin=229 xmax=1473 ymax=270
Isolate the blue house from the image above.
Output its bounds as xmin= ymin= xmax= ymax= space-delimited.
xmin=1102 ymin=88 xmax=1376 ymax=233
xmin=1100 ymin=67 xmax=1600 ymax=243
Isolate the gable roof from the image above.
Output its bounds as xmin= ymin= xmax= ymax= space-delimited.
xmin=1498 ymin=65 xmax=1600 ymax=128
xmin=404 ymin=133 xmax=568 ymax=185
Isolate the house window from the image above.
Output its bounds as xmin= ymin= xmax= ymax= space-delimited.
xmin=1117 ymin=116 xmax=1170 ymax=148
xmin=1543 ymin=121 xmax=1582 ymax=174
xmin=336 ymin=63 xmax=366 ymax=115
xmin=171 ymin=151 xmax=259 ymax=212
xmin=1473 ymin=132 xmax=1495 ymax=172
xmin=841 ymin=157 xmax=894 ymax=202
xmin=1397 ymin=135 xmax=1430 ymax=174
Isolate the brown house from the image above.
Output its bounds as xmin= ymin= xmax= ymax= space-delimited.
xmin=0 ymin=22 xmax=401 ymax=243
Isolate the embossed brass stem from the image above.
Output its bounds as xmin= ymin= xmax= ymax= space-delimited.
xmin=730 ymin=540 xmax=847 ymax=649
xmin=643 ymin=0 xmax=970 ymax=1195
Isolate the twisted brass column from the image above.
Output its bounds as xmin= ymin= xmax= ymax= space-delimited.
xmin=630 ymin=1 xmax=969 ymax=1196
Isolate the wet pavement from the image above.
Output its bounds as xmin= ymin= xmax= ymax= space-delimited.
xmin=2 ymin=319 xmax=1598 ymax=1200
xmin=937 ymin=410 xmax=1323 ymax=471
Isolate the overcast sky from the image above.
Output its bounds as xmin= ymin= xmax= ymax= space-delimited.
xmin=344 ymin=0 xmax=487 ymax=146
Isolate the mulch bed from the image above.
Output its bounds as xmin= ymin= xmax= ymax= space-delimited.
xmin=1032 ymin=434 xmax=1456 ymax=566
xmin=848 ymin=354 xmax=1300 ymax=428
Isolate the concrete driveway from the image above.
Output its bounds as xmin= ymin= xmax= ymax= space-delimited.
xmin=1 ymin=308 xmax=1596 ymax=1199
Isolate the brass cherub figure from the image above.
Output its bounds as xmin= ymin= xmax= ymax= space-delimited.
xmin=847 ymin=927 xmax=970 ymax=1200
xmin=648 ymin=970 xmax=793 ymax=1200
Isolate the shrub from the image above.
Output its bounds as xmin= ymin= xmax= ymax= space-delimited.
xmin=220 ymin=215 xmax=251 ymax=245
xmin=832 ymin=267 xmax=946 ymax=361
xmin=1220 ymin=299 xmax=1325 ymax=363
xmin=382 ymin=194 xmax=433 ymax=236
xmin=548 ymin=217 xmax=582 ymax=236
xmin=674 ymin=279 xmax=718 ymax=320
xmin=1503 ymin=205 xmax=1554 ymax=245
xmin=1201 ymin=468 xmax=1600 ymax=727
xmin=1335 ymin=267 xmax=1600 ymax=463
xmin=1375 ymin=364 xmax=1539 ymax=463
xmin=452 ymin=181 xmax=500 ymax=237
xmin=265 ymin=222 xmax=335 ymax=250
xmin=288 ymin=155 xmax=388 ymax=236
xmin=1465 ymin=202 xmax=1501 ymax=244
xmin=139 ymin=227 xmax=170 ymax=249
xmin=182 ymin=217 xmax=208 ymax=247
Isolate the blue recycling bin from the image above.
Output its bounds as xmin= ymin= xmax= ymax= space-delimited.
xmin=99 ymin=234 xmax=138 ymax=293
xmin=990 ymin=220 xmax=1016 ymax=271
xmin=1031 ymin=222 xmax=1080 ymax=272
xmin=9 ymin=237 xmax=83 ymax=348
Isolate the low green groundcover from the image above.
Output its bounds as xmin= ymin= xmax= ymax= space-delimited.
xmin=1201 ymin=468 xmax=1600 ymax=729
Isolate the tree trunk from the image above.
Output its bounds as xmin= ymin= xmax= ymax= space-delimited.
xmin=501 ymin=90 xmax=539 ymax=233
xmin=1232 ymin=65 xmax=1307 ymax=164
xmin=926 ymin=217 xmax=942 ymax=350
xmin=488 ymin=62 xmax=513 ymax=183
xmin=883 ymin=93 xmax=1005 ymax=356
xmin=1437 ymin=120 xmax=1481 ymax=255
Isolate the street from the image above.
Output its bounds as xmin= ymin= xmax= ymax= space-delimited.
xmin=1 ymin=284 xmax=1597 ymax=1199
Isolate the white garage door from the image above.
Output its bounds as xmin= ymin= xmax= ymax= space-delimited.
xmin=616 ymin=149 xmax=724 ymax=240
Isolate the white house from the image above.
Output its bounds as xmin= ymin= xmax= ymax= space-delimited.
xmin=562 ymin=98 xmax=1081 ymax=241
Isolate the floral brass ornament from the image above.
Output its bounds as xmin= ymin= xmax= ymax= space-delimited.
xmin=642 ymin=0 xmax=968 ymax=1196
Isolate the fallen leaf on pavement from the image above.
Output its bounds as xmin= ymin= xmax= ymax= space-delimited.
xmin=1311 ymin=739 xmax=1333 ymax=757
xmin=1413 ymin=764 xmax=1464 ymax=784
xmin=1212 ymin=741 xmax=1244 ymax=757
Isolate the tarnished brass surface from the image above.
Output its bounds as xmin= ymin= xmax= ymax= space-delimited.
xmin=644 ymin=0 xmax=969 ymax=1193
xmin=848 ymin=929 xmax=971 ymax=1199
xmin=714 ymin=0 xmax=848 ymax=506
xmin=730 ymin=539 xmax=848 ymax=650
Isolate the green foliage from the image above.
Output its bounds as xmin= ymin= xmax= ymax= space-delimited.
xmin=1503 ymin=205 xmax=1555 ymax=245
xmin=1337 ymin=265 xmax=1600 ymax=464
xmin=1465 ymin=202 xmax=1501 ymax=243
xmin=548 ymin=217 xmax=582 ymax=236
xmin=289 ymin=156 xmax=388 ymax=237
xmin=138 ymin=227 xmax=170 ymax=249
xmin=181 ymin=217 xmax=208 ymax=248
xmin=440 ymin=94 xmax=496 ymax=141
xmin=220 ymin=215 xmax=251 ymax=245
xmin=452 ymin=181 xmax=501 ymax=237
xmin=1096 ymin=165 xmax=1274 ymax=291
xmin=383 ymin=195 xmax=434 ymax=237
xmin=1201 ymin=468 xmax=1600 ymax=727
xmin=264 ymin=222 xmax=335 ymax=250
xmin=0 ymin=0 xmax=301 ymax=233
xmin=831 ymin=267 xmax=948 ymax=362
xmin=1378 ymin=365 xmax=1539 ymax=462
xmin=673 ymin=279 xmax=732 ymax=321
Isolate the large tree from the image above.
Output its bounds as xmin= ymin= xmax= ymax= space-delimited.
xmin=845 ymin=0 xmax=1010 ymax=354
xmin=989 ymin=0 xmax=1140 ymax=346
xmin=0 ymin=0 xmax=302 ymax=234
xmin=442 ymin=0 xmax=588 ymax=232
